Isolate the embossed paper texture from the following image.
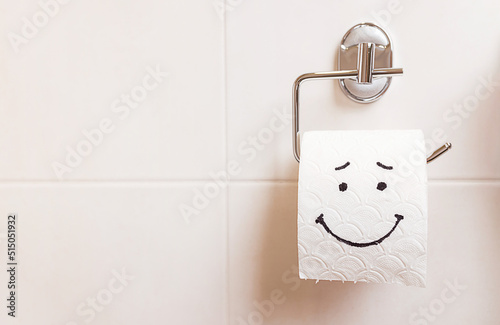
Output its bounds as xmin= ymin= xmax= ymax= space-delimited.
xmin=297 ymin=130 xmax=428 ymax=287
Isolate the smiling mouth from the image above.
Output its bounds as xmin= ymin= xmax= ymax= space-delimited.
xmin=315 ymin=214 xmax=404 ymax=248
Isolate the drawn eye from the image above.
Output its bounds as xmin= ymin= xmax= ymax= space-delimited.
xmin=377 ymin=182 xmax=387 ymax=191
xmin=339 ymin=182 xmax=348 ymax=192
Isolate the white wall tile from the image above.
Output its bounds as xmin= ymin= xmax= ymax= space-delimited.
xmin=228 ymin=182 xmax=500 ymax=325
xmin=226 ymin=0 xmax=500 ymax=180
xmin=0 ymin=0 xmax=225 ymax=180
xmin=0 ymin=184 xmax=226 ymax=325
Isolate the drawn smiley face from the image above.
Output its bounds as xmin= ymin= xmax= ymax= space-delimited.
xmin=315 ymin=161 xmax=404 ymax=247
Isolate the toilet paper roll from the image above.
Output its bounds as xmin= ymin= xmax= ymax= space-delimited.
xmin=297 ymin=130 xmax=428 ymax=287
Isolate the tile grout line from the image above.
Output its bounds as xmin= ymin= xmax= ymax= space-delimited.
xmin=225 ymin=179 xmax=500 ymax=185
xmin=0 ymin=179 xmax=500 ymax=185
xmin=222 ymin=3 xmax=230 ymax=325
xmin=0 ymin=179 xmax=471 ymax=182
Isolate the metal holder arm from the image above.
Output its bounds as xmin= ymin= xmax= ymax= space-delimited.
xmin=292 ymin=68 xmax=403 ymax=162
xmin=292 ymin=71 xmax=451 ymax=163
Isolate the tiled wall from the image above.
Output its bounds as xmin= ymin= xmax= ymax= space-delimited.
xmin=0 ymin=0 xmax=499 ymax=324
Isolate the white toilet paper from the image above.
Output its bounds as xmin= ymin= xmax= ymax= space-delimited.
xmin=298 ymin=130 xmax=428 ymax=287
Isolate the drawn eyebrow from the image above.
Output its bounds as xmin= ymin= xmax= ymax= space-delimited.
xmin=377 ymin=162 xmax=393 ymax=170
xmin=334 ymin=162 xmax=350 ymax=171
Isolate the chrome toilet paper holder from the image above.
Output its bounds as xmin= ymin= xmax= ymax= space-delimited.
xmin=292 ymin=22 xmax=451 ymax=162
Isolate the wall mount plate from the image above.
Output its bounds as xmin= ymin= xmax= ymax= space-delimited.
xmin=338 ymin=22 xmax=394 ymax=103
